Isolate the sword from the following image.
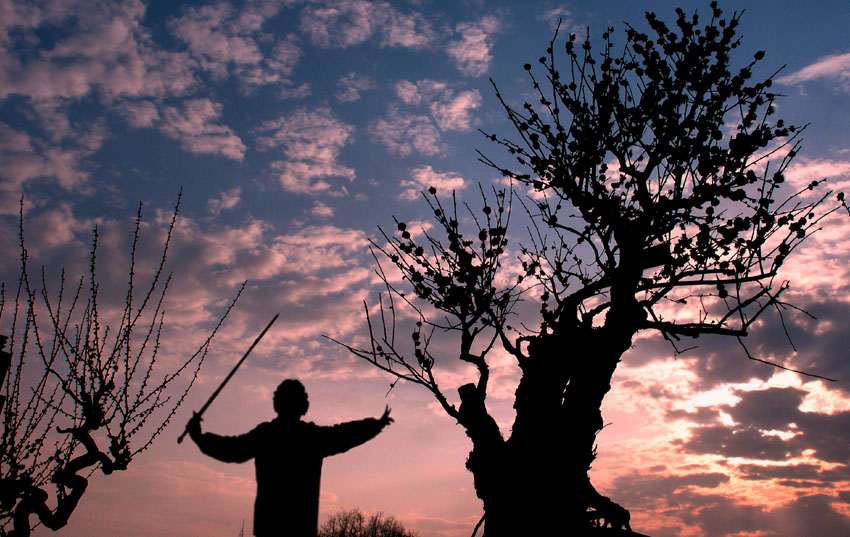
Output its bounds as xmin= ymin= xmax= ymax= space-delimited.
xmin=178 ymin=313 xmax=279 ymax=444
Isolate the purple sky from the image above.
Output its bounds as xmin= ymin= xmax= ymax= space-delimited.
xmin=2 ymin=1 xmax=850 ymax=536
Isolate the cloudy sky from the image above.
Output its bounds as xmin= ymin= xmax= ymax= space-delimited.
xmin=2 ymin=0 xmax=850 ymax=536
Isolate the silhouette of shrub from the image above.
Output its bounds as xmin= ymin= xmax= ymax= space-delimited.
xmin=319 ymin=508 xmax=419 ymax=537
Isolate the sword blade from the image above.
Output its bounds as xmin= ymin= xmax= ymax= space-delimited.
xmin=178 ymin=313 xmax=279 ymax=443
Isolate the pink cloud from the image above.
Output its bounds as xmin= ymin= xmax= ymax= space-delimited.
xmin=170 ymin=3 xmax=264 ymax=78
xmin=245 ymin=39 xmax=305 ymax=90
xmin=160 ymin=99 xmax=246 ymax=160
xmin=784 ymin=156 xmax=850 ymax=190
xmin=399 ymin=165 xmax=466 ymax=200
xmin=391 ymin=79 xmax=482 ymax=131
xmin=0 ymin=0 xmax=197 ymax=101
xmin=536 ymin=6 xmax=585 ymax=34
xmin=0 ymin=123 xmax=64 ymax=194
xmin=393 ymin=79 xmax=448 ymax=104
xmin=777 ymin=52 xmax=850 ymax=88
xmin=0 ymin=120 xmax=105 ymax=210
xmin=207 ymin=186 xmax=242 ymax=216
xmin=394 ymin=80 xmax=424 ymax=105
xmin=41 ymin=206 xmax=376 ymax=359
xmin=378 ymin=8 xmax=436 ymax=49
xmin=118 ymin=100 xmax=161 ymax=128
xmin=257 ymin=107 xmax=356 ymax=195
xmin=50 ymin=460 xmax=256 ymax=537
xmin=429 ymin=89 xmax=482 ymax=132
xmin=299 ymin=0 xmax=375 ymax=48
xmin=311 ymin=201 xmax=335 ymax=218
xmin=299 ymin=0 xmax=435 ymax=50
xmin=267 ymin=225 xmax=368 ymax=274
xmin=336 ymin=72 xmax=375 ymax=103
xmin=370 ymin=108 xmax=443 ymax=157
xmin=373 ymin=80 xmax=481 ymax=157
xmin=446 ymin=15 xmax=501 ymax=77
xmin=151 ymin=216 xmax=378 ymax=350
xmin=169 ymin=2 xmax=303 ymax=91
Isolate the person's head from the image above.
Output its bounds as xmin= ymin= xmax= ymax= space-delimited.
xmin=273 ymin=379 xmax=309 ymax=420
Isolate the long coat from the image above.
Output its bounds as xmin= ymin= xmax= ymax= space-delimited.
xmin=193 ymin=417 xmax=386 ymax=537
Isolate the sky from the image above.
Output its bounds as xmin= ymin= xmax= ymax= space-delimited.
xmin=2 ymin=0 xmax=850 ymax=536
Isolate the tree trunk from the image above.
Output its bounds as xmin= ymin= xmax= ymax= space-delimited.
xmin=462 ymin=328 xmax=638 ymax=536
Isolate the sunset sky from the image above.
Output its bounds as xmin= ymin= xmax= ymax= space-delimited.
xmin=2 ymin=0 xmax=850 ymax=536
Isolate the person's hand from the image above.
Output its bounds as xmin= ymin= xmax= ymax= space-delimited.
xmin=186 ymin=412 xmax=203 ymax=439
xmin=379 ymin=405 xmax=393 ymax=427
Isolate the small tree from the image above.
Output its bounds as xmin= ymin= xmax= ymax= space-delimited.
xmin=337 ymin=4 xmax=839 ymax=536
xmin=0 ymin=195 xmax=242 ymax=536
xmin=319 ymin=508 xmax=419 ymax=537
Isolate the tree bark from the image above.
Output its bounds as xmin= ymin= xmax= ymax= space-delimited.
xmin=461 ymin=327 xmax=640 ymax=536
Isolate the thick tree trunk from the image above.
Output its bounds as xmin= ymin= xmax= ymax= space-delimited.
xmin=461 ymin=327 xmax=640 ymax=537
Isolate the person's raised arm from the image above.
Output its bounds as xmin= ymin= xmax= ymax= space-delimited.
xmin=187 ymin=414 xmax=259 ymax=463
xmin=321 ymin=406 xmax=393 ymax=457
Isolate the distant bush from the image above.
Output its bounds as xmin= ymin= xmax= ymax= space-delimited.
xmin=319 ymin=508 xmax=419 ymax=537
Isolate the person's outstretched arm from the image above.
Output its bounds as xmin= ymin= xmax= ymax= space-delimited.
xmin=187 ymin=413 xmax=258 ymax=463
xmin=321 ymin=406 xmax=393 ymax=457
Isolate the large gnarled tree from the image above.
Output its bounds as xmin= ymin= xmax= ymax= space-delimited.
xmin=337 ymin=4 xmax=836 ymax=535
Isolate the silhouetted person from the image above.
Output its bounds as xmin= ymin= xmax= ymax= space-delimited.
xmin=186 ymin=379 xmax=393 ymax=537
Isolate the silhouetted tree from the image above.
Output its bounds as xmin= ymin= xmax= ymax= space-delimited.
xmin=0 ymin=195 xmax=242 ymax=536
xmin=337 ymin=4 xmax=836 ymax=536
xmin=319 ymin=508 xmax=419 ymax=537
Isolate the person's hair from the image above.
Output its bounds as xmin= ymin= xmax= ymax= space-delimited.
xmin=273 ymin=379 xmax=309 ymax=417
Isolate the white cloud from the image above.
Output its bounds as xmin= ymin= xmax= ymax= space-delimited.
xmin=336 ymin=72 xmax=375 ymax=103
xmin=777 ymin=52 xmax=850 ymax=89
xmin=446 ymin=15 xmax=501 ymax=77
xmin=399 ymin=165 xmax=466 ymax=200
xmin=160 ymin=99 xmax=246 ymax=160
xmin=257 ymin=107 xmax=356 ymax=195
